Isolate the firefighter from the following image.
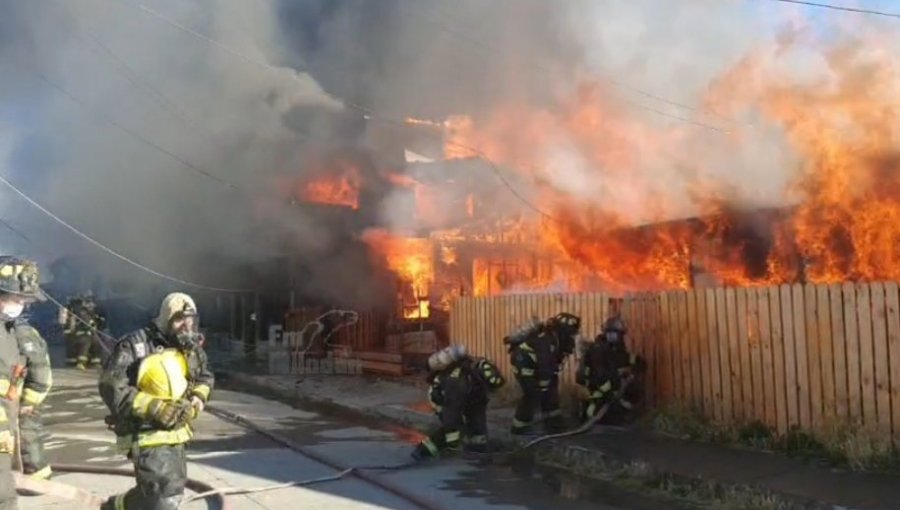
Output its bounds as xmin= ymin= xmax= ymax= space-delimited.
xmin=0 ymin=256 xmax=48 ymax=509
xmin=99 ymin=292 xmax=214 ymax=510
xmin=411 ymin=345 xmax=505 ymax=461
xmin=505 ymin=312 xmax=581 ymax=435
xmin=14 ymin=316 xmax=53 ymax=481
xmin=59 ymin=295 xmax=81 ymax=366
xmin=65 ymin=292 xmax=106 ymax=370
xmin=576 ymin=317 xmax=647 ymax=425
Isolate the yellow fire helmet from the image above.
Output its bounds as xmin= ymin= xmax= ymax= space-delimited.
xmin=136 ymin=349 xmax=189 ymax=401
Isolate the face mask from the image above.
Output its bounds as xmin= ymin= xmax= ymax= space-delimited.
xmin=1 ymin=302 xmax=24 ymax=320
xmin=169 ymin=315 xmax=201 ymax=351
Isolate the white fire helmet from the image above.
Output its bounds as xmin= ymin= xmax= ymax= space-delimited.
xmin=427 ymin=344 xmax=468 ymax=372
xmin=153 ymin=292 xmax=198 ymax=332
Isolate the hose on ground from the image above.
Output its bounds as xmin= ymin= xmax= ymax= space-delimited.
xmin=186 ymin=375 xmax=635 ymax=504
xmin=205 ymin=405 xmax=454 ymax=510
xmin=16 ymin=463 xmax=229 ymax=509
xmin=514 ymin=375 xmax=635 ymax=451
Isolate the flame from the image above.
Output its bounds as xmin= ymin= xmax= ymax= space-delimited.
xmin=426 ymin=33 xmax=900 ymax=293
xmin=362 ymin=229 xmax=433 ymax=318
xmin=300 ymin=162 xmax=360 ymax=210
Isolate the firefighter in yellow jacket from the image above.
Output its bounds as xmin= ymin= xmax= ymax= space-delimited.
xmin=0 ymin=256 xmax=48 ymax=509
xmin=99 ymin=292 xmax=213 ymax=510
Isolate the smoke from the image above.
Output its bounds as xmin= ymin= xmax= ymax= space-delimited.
xmin=280 ymin=0 xmax=899 ymax=231
xmin=3 ymin=0 xmax=896 ymax=303
xmin=0 ymin=0 xmax=378 ymax=302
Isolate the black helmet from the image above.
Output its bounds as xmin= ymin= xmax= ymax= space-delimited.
xmin=602 ymin=316 xmax=627 ymax=343
xmin=550 ymin=312 xmax=581 ymax=335
xmin=603 ymin=317 xmax=626 ymax=333
xmin=0 ymin=257 xmax=45 ymax=302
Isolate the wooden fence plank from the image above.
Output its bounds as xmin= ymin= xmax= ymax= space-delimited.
xmin=794 ymin=284 xmax=811 ymax=430
xmin=803 ymin=285 xmax=822 ymax=431
xmin=725 ymin=287 xmax=742 ymax=422
xmin=856 ymin=284 xmax=877 ymax=428
xmin=758 ymin=287 xmax=776 ymax=427
xmin=694 ymin=290 xmax=715 ymax=415
xmin=684 ymin=291 xmax=703 ymax=409
xmin=816 ymin=285 xmax=835 ymax=427
xmin=780 ymin=285 xmax=798 ymax=430
xmin=699 ymin=289 xmax=721 ymax=419
xmin=843 ymin=282 xmax=862 ymax=423
xmin=831 ymin=284 xmax=849 ymax=422
xmin=677 ymin=291 xmax=691 ymax=403
xmin=869 ymin=283 xmax=892 ymax=438
xmin=734 ymin=288 xmax=754 ymax=422
xmin=651 ymin=295 xmax=666 ymax=406
xmin=714 ymin=287 xmax=729 ymax=423
xmin=769 ymin=285 xmax=787 ymax=434
xmin=665 ymin=292 xmax=678 ymax=402
xmin=748 ymin=287 xmax=764 ymax=422
xmin=884 ymin=282 xmax=900 ymax=443
xmin=658 ymin=292 xmax=672 ymax=403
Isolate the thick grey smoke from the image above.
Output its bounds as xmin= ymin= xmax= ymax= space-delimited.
xmin=0 ymin=0 xmax=366 ymax=301
xmin=2 ymin=0 xmax=893 ymax=305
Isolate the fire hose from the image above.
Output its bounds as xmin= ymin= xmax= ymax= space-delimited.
xmin=181 ymin=376 xmax=636 ymax=507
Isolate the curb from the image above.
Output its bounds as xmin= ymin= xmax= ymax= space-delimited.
xmin=219 ymin=371 xmax=850 ymax=510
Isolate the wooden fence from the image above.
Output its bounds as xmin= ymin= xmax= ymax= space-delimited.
xmin=449 ymin=282 xmax=900 ymax=441
xmin=449 ymin=292 xmax=611 ymax=389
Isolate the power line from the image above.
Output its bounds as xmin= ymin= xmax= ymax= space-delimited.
xmin=32 ymin=71 xmax=239 ymax=191
xmin=401 ymin=0 xmax=736 ymax=130
xmin=0 ymin=173 xmax=255 ymax=293
xmin=761 ymin=0 xmax=900 ymax=19
xmin=0 ymin=217 xmax=30 ymax=244
xmin=116 ymin=1 xmax=565 ymax=222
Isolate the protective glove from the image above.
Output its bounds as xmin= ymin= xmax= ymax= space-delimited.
xmin=146 ymin=398 xmax=190 ymax=430
xmin=188 ymin=389 xmax=208 ymax=418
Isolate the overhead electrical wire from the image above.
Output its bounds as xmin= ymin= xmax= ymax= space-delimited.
xmin=34 ymin=72 xmax=239 ymax=192
xmin=761 ymin=0 xmax=900 ymax=19
xmin=0 ymin=173 xmax=255 ymax=293
xmin=400 ymin=0 xmax=736 ymax=131
xmin=115 ymin=0 xmax=565 ymax=221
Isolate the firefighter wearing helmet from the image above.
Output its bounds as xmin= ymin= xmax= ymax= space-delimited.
xmin=0 ymin=256 xmax=48 ymax=509
xmin=576 ymin=316 xmax=647 ymax=425
xmin=411 ymin=344 xmax=505 ymax=461
xmin=99 ymin=292 xmax=214 ymax=510
xmin=505 ymin=312 xmax=581 ymax=435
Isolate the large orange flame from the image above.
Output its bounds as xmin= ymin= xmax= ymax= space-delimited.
xmin=362 ymin=229 xmax=433 ymax=318
xmin=427 ymin=34 xmax=900 ymax=293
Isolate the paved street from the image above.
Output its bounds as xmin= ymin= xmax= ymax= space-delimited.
xmin=20 ymin=369 xmax=641 ymax=510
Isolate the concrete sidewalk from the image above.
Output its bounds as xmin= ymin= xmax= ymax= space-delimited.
xmin=222 ymin=371 xmax=900 ymax=510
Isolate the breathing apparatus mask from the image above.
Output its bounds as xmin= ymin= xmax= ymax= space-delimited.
xmin=601 ymin=316 xmax=627 ymax=346
xmin=0 ymin=300 xmax=24 ymax=321
xmin=169 ymin=309 xmax=201 ymax=352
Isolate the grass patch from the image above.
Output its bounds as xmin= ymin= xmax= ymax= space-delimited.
xmin=535 ymin=450 xmax=818 ymax=510
xmin=647 ymin=404 xmax=899 ymax=472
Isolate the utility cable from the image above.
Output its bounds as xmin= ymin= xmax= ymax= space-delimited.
xmin=108 ymin=0 xmax=565 ymax=222
xmin=33 ymin=72 xmax=239 ymax=192
xmin=398 ymin=0 xmax=736 ymax=130
xmin=761 ymin=0 xmax=900 ymax=19
xmin=0 ymin=173 xmax=255 ymax=292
